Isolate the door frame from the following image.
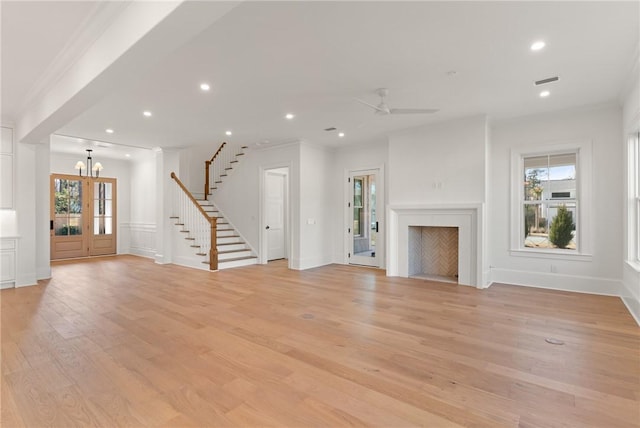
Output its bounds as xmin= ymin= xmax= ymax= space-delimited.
xmin=344 ymin=165 xmax=385 ymax=268
xmin=259 ymin=163 xmax=292 ymax=266
xmin=50 ymin=173 xmax=117 ymax=260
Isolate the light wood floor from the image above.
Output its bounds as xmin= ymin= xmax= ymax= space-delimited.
xmin=1 ymin=256 xmax=639 ymax=427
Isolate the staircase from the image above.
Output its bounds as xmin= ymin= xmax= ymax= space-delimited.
xmin=170 ymin=142 xmax=257 ymax=271
xmin=195 ymin=199 xmax=257 ymax=269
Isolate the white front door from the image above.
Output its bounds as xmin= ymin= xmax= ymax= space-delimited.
xmin=349 ymin=169 xmax=380 ymax=267
xmin=266 ymin=171 xmax=286 ymax=261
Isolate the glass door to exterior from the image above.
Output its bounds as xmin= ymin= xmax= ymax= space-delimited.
xmin=349 ymin=169 xmax=380 ymax=267
xmin=50 ymin=174 xmax=117 ymax=260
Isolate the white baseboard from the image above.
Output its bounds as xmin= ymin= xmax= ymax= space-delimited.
xmin=37 ymin=266 xmax=51 ymax=280
xmin=622 ymin=297 xmax=640 ymax=326
xmin=490 ymin=268 xmax=624 ymax=296
xmin=293 ymin=256 xmax=332 ymax=271
xmin=129 ymin=247 xmax=156 ymax=259
xmin=16 ymin=272 xmax=37 ymax=287
xmin=173 ymin=255 xmax=211 ymax=272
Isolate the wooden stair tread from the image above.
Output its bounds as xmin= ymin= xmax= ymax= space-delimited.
xmin=196 ymin=253 xmax=207 ymax=256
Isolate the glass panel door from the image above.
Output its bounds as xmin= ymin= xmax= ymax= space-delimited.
xmin=50 ymin=175 xmax=117 ymax=260
xmin=51 ymin=175 xmax=88 ymax=259
xmin=93 ymin=181 xmax=113 ymax=235
xmin=89 ymin=178 xmax=117 ymax=256
xmin=350 ymin=170 xmax=379 ymax=267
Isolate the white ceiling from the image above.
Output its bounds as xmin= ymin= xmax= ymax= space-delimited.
xmin=3 ymin=1 xmax=639 ymax=151
xmin=1 ymin=1 xmax=106 ymax=121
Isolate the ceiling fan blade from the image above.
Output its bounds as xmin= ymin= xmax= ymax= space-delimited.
xmin=389 ymin=108 xmax=439 ymax=114
xmin=354 ymin=98 xmax=387 ymax=113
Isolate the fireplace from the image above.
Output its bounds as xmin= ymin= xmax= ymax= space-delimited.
xmin=408 ymin=226 xmax=459 ymax=283
xmin=387 ymin=204 xmax=484 ymax=287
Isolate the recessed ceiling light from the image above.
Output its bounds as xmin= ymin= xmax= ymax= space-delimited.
xmin=200 ymin=83 xmax=210 ymax=91
xmin=285 ymin=113 xmax=295 ymax=120
xmin=539 ymin=90 xmax=550 ymax=98
xmin=225 ymin=130 xmax=232 ymax=136
xmin=531 ymin=40 xmax=546 ymax=51
xmin=143 ymin=111 xmax=152 ymax=117
xmin=125 ymin=154 xmax=131 ymax=158
xmin=338 ymin=132 xmax=345 ymax=138
xmin=105 ymin=128 xmax=114 ymax=134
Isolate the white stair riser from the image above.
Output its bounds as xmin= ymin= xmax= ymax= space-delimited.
xmin=218 ymin=250 xmax=252 ymax=261
xmin=217 ymin=236 xmax=242 ymax=244
xmin=217 ymin=229 xmax=236 ymax=237
xmin=217 ymin=243 xmax=246 ymax=252
xmin=219 ymin=258 xmax=258 ymax=269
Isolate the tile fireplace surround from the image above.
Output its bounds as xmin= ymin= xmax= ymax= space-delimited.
xmin=387 ymin=204 xmax=485 ymax=287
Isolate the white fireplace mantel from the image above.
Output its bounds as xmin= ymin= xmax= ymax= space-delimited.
xmin=387 ymin=203 xmax=485 ymax=287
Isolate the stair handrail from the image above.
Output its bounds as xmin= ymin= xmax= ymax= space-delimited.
xmin=170 ymin=172 xmax=218 ymax=270
xmin=204 ymin=142 xmax=227 ymax=200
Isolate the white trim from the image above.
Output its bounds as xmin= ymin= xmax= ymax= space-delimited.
xmin=18 ymin=2 xmax=131 ymax=117
xmin=509 ymin=249 xmax=592 ymax=262
xmin=0 ymin=126 xmax=15 ymax=210
xmin=621 ymin=297 xmax=640 ymax=327
xmin=345 ymin=165 xmax=385 ymax=268
xmin=387 ymin=203 xmax=483 ymax=287
xmin=121 ymin=222 xmax=156 ymax=258
xmin=510 ymin=140 xmax=592 ymax=256
xmin=259 ymin=161 xmax=293 ymax=267
xmin=491 ymin=268 xmax=624 ymax=296
xmin=261 ymin=167 xmax=290 ymax=263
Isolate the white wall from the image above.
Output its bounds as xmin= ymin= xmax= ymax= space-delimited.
xmin=490 ymin=104 xmax=624 ymax=295
xmin=179 ymin=142 xmax=222 ymax=198
xmin=298 ymin=143 xmax=333 ymax=269
xmin=50 ymin=152 xmax=131 ymax=254
xmin=386 ymin=115 xmax=489 ymax=286
xmin=622 ymin=70 xmax=640 ymax=324
xmin=126 ymin=153 xmax=157 ymax=258
xmin=388 ymin=115 xmax=488 ymax=205
xmin=329 ymin=137 xmax=388 ymax=265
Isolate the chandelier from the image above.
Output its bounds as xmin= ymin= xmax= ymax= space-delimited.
xmin=74 ymin=149 xmax=103 ymax=177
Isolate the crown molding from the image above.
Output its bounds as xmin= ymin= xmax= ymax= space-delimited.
xmin=18 ymin=1 xmax=132 ymax=117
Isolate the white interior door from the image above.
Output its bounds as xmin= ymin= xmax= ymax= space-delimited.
xmin=266 ymin=171 xmax=286 ymax=261
xmin=349 ymin=169 xmax=380 ymax=267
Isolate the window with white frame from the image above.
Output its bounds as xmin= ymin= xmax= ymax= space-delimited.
xmin=630 ymin=131 xmax=640 ymax=262
xmin=523 ymin=153 xmax=577 ymax=250
xmin=511 ymin=141 xmax=592 ymax=258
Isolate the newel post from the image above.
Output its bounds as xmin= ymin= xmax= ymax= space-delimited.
xmin=209 ymin=216 xmax=218 ymax=270
xmin=204 ymin=160 xmax=211 ymax=200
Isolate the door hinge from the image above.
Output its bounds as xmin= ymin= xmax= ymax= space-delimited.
xmin=348 ymin=202 xmax=351 ymax=207
xmin=348 ymin=228 xmax=351 ymax=233
xmin=348 ymin=177 xmax=351 ymax=183
xmin=348 ymin=252 xmax=351 ymax=258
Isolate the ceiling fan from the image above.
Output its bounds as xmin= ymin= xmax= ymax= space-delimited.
xmin=355 ymin=88 xmax=438 ymax=115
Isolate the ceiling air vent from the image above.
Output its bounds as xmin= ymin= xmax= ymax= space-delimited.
xmin=324 ymin=127 xmax=337 ymax=131
xmin=534 ymin=76 xmax=560 ymax=86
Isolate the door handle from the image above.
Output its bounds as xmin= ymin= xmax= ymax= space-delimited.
xmin=375 ymin=221 xmax=379 ymax=233
xmin=266 ymin=225 xmax=270 ymax=230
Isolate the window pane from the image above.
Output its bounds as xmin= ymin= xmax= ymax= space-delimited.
xmin=524 ymin=157 xmax=548 ymax=201
xmin=547 ymin=202 xmax=576 ymax=250
xmin=68 ymin=215 xmax=83 ymax=235
xmin=54 ymin=179 xmax=69 ymax=214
